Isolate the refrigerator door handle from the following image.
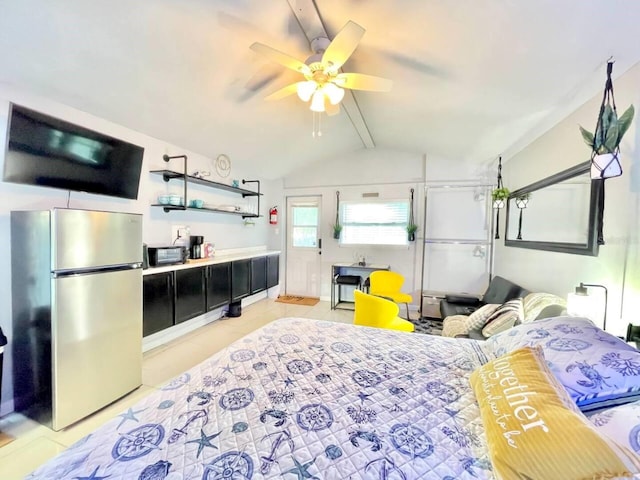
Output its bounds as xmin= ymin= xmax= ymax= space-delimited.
xmin=52 ymin=263 xmax=143 ymax=278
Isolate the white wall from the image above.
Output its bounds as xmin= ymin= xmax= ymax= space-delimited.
xmin=0 ymin=85 xmax=273 ymax=415
xmin=282 ymin=148 xmax=497 ymax=304
xmin=496 ymin=62 xmax=640 ymax=337
xmin=283 ymin=149 xmax=426 ymax=303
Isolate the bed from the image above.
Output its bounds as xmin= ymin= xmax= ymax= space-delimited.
xmin=25 ymin=316 xmax=640 ymax=479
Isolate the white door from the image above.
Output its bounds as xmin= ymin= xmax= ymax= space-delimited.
xmin=285 ymin=196 xmax=322 ymax=297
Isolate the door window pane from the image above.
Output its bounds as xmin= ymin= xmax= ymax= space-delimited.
xmin=292 ymin=226 xmax=318 ymax=247
xmin=292 ymin=205 xmax=318 ymax=247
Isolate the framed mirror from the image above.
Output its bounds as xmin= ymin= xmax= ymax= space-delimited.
xmin=504 ymin=161 xmax=602 ymax=256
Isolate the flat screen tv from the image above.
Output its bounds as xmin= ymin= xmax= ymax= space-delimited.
xmin=3 ymin=103 xmax=144 ymax=199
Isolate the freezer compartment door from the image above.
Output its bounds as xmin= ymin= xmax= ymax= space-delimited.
xmin=51 ymin=268 xmax=142 ymax=430
xmin=52 ymin=209 xmax=142 ymax=271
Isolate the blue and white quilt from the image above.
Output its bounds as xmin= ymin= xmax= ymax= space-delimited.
xmin=27 ymin=317 xmax=494 ymax=480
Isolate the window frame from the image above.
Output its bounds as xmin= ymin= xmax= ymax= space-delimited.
xmin=339 ymin=199 xmax=411 ymax=247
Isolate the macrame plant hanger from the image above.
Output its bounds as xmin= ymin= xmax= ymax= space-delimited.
xmin=590 ymin=60 xmax=620 ymax=245
xmin=408 ymin=188 xmax=415 ymax=241
xmin=494 ymin=157 xmax=504 ymax=240
xmin=333 ymin=190 xmax=341 ymax=239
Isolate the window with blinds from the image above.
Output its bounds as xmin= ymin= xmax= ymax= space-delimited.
xmin=340 ymin=200 xmax=410 ymax=246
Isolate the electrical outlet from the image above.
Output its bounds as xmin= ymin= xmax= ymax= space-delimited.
xmin=171 ymin=225 xmax=189 ymax=243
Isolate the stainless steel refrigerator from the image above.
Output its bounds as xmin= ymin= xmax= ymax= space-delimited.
xmin=11 ymin=208 xmax=143 ymax=431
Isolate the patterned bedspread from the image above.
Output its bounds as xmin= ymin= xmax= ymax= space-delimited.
xmin=27 ymin=317 xmax=494 ymax=480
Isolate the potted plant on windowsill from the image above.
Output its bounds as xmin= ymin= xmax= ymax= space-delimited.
xmin=579 ymin=104 xmax=634 ymax=179
xmin=491 ymin=187 xmax=510 ymax=209
xmin=332 ymin=223 xmax=342 ymax=240
xmin=406 ymin=223 xmax=418 ymax=242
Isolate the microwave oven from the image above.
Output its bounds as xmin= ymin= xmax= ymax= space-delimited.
xmin=147 ymin=246 xmax=187 ymax=267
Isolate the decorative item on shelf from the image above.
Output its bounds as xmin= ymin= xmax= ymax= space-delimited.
xmin=191 ymin=170 xmax=210 ymax=179
xmin=491 ymin=156 xmax=509 ymax=239
xmin=407 ymin=188 xmax=417 ymax=242
xmin=579 ymin=60 xmax=634 ymax=180
xmin=578 ymin=59 xmax=634 ymax=246
xmin=333 ymin=190 xmax=342 ymax=240
xmin=514 ymin=193 xmax=530 ymax=240
xmin=214 ymin=154 xmax=231 ymax=178
xmin=567 ymin=282 xmax=608 ymax=331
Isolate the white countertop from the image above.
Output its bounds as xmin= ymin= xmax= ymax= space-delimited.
xmin=143 ymin=249 xmax=280 ymax=275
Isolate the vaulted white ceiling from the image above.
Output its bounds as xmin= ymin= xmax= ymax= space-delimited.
xmin=1 ymin=0 xmax=640 ymax=179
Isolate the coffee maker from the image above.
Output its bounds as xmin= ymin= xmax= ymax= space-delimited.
xmin=190 ymin=236 xmax=204 ymax=259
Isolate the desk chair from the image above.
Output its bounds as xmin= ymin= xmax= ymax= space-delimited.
xmin=369 ymin=270 xmax=413 ymax=319
xmin=353 ymin=290 xmax=415 ymax=332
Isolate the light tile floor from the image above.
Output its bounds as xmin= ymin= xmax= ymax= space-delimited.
xmin=0 ymin=298 xmax=354 ymax=480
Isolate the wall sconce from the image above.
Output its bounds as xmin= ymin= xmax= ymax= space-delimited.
xmin=515 ymin=194 xmax=530 ymax=240
xmin=567 ymin=282 xmax=608 ymax=330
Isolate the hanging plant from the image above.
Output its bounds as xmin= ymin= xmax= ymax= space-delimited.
xmin=333 ymin=190 xmax=341 ymax=239
xmin=406 ymin=223 xmax=418 ymax=242
xmin=407 ymin=188 xmax=417 ymax=241
xmin=493 ymin=156 xmax=508 ymax=239
xmin=491 ymin=187 xmax=511 ymax=209
xmin=578 ymin=60 xmax=635 ymax=180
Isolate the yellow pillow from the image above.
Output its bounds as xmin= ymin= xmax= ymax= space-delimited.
xmin=470 ymin=346 xmax=640 ymax=480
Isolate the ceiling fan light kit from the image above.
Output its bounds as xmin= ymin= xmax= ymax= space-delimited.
xmin=250 ymin=20 xmax=392 ymax=116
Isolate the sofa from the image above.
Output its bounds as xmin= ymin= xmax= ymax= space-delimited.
xmin=440 ymin=276 xmax=566 ymax=340
xmin=439 ymin=275 xmax=530 ymax=319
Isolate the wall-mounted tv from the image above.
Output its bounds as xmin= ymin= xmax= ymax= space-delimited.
xmin=3 ymin=103 xmax=144 ymax=200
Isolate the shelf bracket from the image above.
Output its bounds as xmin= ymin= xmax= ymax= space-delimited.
xmin=163 ymin=154 xmax=188 ymax=210
xmin=242 ymin=179 xmax=260 ymax=217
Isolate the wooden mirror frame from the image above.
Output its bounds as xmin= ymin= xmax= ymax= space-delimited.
xmin=504 ymin=161 xmax=602 ymax=256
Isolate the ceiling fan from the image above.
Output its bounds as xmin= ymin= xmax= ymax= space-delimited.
xmin=250 ymin=21 xmax=392 ymax=115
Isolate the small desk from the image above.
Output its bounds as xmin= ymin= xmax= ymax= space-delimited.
xmin=331 ymin=263 xmax=390 ymax=310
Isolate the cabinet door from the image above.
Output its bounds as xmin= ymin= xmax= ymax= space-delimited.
xmin=250 ymin=256 xmax=267 ymax=294
xmin=231 ymin=259 xmax=251 ymax=301
xmin=206 ymin=262 xmax=231 ymax=311
xmin=175 ymin=267 xmax=206 ymax=324
xmin=267 ymin=254 xmax=279 ymax=288
xmin=143 ymin=272 xmax=175 ymax=337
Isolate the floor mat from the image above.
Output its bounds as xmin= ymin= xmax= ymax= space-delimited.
xmin=275 ymin=295 xmax=320 ymax=306
xmin=412 ymin=318 xmax=444 ymax=336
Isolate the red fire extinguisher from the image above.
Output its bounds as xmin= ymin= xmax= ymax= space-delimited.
xmin=269 ymin=206 xmax=278 ymax=225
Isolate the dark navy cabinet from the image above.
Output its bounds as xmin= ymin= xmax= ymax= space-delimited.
xmin=143 ymin=272 xmax=175 ymax=337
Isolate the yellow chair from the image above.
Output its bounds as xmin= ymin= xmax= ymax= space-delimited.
xmin=369 ymin=270 xmax=413 ymax=319
xmin=354 ymin=290 xmax=415 ymax=332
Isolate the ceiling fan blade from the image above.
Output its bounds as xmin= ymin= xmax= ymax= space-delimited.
xmin=325 ymin=101 xmax=340 ymax=116
xmin=334 ymin=73 xmax=393 ymax=92
xmin=264 ymin=82 xmax=302 ymax=101
xmin=321 ymin=21 xmax=365 ymax=72
xmin=250 ymin=42 xmax=311 ymax=76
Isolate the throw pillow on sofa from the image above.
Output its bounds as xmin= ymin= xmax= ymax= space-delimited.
xmin=441 ymin=304 xmax=500 ymax=338
xmin=522 ymin=292 xmax=567 ymax=323
xmin=481 ymin=298 xmax=524 ymax=337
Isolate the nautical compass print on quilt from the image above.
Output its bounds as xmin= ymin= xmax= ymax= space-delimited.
xmin=27 ymin=317 xmax=494 ymax=480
